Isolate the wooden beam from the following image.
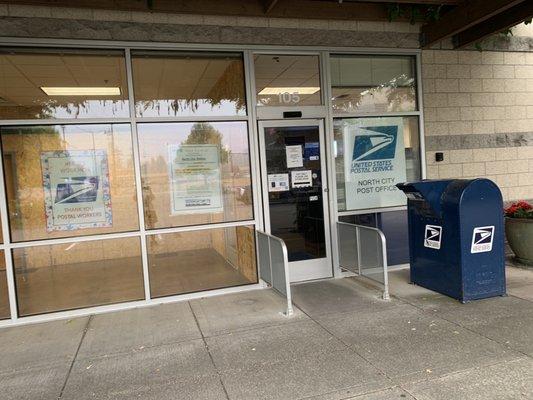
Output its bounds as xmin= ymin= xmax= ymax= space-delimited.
xmin=0 ymin=0 xmax=391 ymax=21
xmin=342 ymin=0 xmax=459 ymax=4
xmin=420 ymin=0 xmax=526 ymax=48
xmin=264 ymin=0 xmax=279 ymax=14
xmin=453 ymin=1 xmax=533 ymax=48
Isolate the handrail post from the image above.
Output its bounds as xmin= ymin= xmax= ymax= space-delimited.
xmin=256 ymin=230 xmax=294 ymax=317
xmin=380 ymin=234 xmax=390 ymax=300
xmin=355 ymin=226 xmax=362 ymax=275
xmin=336 ymin=221 xmax=390 ymax=301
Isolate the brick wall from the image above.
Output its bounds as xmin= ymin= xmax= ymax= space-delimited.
xmin=422 ymin=47 xmax=533 ymax=201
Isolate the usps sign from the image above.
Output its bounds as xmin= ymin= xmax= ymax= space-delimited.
xmin=471 ymin=226 xmax=494 ymax=253
xmin=424 ymin=225 xmax=442 ymax=250
xmin=342 ymin=117 xmax=407 ymax=210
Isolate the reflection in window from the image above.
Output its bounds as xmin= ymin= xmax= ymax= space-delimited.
xmin=0 ymin=251 xmax=9 ymax=319
xmin=0 ymin=124 xmax=139 ymax=242
xmin=132 ymin=51 xmax=246 ymax=117
xmin=334 ymin=116 xmax=421 ymax=212
xmin=147 ymin=225 xmax=257 ymax=298
xmin=0 ymin=48 xmax=129 ymax=120
xmin=254 ymin=54 xmax=321 ymax=107
xmin=330 ymin=55 xmax=416 ymax=113
xmin=137 ymin=121 xmax=253 ymax=229
xmin=13 ymin=237 xmax=144 ymax=316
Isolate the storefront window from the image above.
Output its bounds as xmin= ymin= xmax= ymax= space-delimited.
xmin=137 ymin=121 xmax=253 ymax=229
xmin=0 ymin=49 xmax=129 ymax=120
xmin=147 ymin=225 xmax=257 ymax=298
xmin=334 ymin=116 xmax=421 ymax=212
xmin=0 ymin=250 xmax=9 ymax=319
xmin=330 ymin=55 xmax=417 ymax=114
xmin=13 ymin=237 xmax=144 ymax=316
xmin=0 ymin=124 xmax=139 ymax=242
xmin=254 ymin=54 xmax=322 ymax=107
xmin=132 ymin=51 xmax=246 ymax=117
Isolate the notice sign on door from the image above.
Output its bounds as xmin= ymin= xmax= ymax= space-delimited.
xmin=342 ymin=117 xmax=407 ymax=210
xmin=268 ymin=173 xmax=289 ymax=192
xmin=169 ymin=144 xmax=223 ymax=214
xmin=285 ymin=145 xmax=303 ymax=168
xmin=291 ymin=170 xmax=312 ymax=188
xmin=41 ymin=149 xmax=112 ymax=232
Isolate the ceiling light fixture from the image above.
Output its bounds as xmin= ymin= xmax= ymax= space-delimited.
xmin=258 ymin=87 xmax=320 ymax=95
xmin=40 ymin=87 xmax=121 ymax=96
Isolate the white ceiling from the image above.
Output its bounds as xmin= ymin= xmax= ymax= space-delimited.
xmin=0 ymin=53 xmax=128 ymax=107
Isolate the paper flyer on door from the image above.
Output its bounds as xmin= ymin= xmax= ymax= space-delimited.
xmin=41 ymin=149 xmax=112 ymax=232
xmin=285 ymin=145 xmax=303 ymax=168
xmin=291 ymin=170 xmax=312 ymax=188
xmin=342 ymin=117 xmax=407 ymax=210
xmin=168 ymin=144 xmax=223 ymax=214
xmin=267 ymin=173 xmax=289 ymax=192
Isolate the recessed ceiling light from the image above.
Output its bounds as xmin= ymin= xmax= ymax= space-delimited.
xmin=40 ymin=87 xmax=121 ymax=96
xmin=258 ymin=87 xmax=320 ymax=95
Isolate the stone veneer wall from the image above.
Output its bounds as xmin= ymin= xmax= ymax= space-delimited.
xmin=422 ymin=45 xmax=533 ymax=201
xmin=0 ymin=4 xmax=419 ymax=48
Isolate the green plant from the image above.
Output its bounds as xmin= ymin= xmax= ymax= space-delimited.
xmin=386 ymin=3 xmax=444 ymax=25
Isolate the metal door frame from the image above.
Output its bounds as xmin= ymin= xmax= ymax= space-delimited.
xmin=257 ymin=118 xmax=333 ymax=282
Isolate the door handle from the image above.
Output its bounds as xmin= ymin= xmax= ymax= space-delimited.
xmin=323 ymin=188 xmax=329 ymax=193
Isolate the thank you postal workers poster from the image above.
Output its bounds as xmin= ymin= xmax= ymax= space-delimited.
xmin=342 ymin=117 xmax=407 ymax=210
xmin=41 ymin=149 xmax=112 ymax=231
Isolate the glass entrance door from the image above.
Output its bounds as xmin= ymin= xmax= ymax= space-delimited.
xmin=259 ymin=119 xmax=332 ymax=282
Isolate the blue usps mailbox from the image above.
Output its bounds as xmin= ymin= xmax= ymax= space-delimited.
xmin=396 ymin=179 xmax=506 ymax=303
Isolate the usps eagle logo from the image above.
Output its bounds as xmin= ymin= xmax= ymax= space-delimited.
xmin=471 ymin=226 xmax=494 ymax=253
xmin=424 ymin=225 xmax=442 ymax=250
xmin=352 ymin=126 xmax=398 ymax=162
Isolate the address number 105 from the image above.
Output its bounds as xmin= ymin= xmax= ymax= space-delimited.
xmin=278 ymin=92 xmax=300 ymax=104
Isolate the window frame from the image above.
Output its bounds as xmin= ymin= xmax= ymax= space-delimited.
xmin=325 ymin=52 xmax=425 ymax=218
xmin=0 ymin=38 xmax=425 ymax=326
xmin=0 ymin=45 xmax=262 ymax=325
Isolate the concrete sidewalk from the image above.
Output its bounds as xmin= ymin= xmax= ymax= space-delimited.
xmin=1 ymin=266 xmax=532 ymax=400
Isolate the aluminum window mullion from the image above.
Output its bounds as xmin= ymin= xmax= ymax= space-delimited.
xmin=125 ymin=48 xmax=152 ymax=302
xmin=0 ymin=37 xmax=421 ymax=55
xmin=144 ymin=220 xmax=256 ymax=236
xmin=1 ymin=218 xmax=257 ymax=249
xmin=0 ymin=137 xmax=18 ymax=321
xmin=321 ymin=50 xmax=342 ymax=278
xmin=337 ymin=206 xmax=407 ymax=217
xmin=416 ymin=52 xmax=427 ymax=179
xmin=0 ymin=118 xmax=133 ymax=126
xmin=5 ymin=231 xmax=143 ymax=250
xmin=134 ymin=115 xmax=249 ymax=123
xmin=331 ymin=111 xmax=421 ymax=119
xmin=243 ymin=50 xmax=263 ymax=231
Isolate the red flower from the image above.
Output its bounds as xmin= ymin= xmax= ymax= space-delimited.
xmin=505 ymin=200 xmax=533 ymax=219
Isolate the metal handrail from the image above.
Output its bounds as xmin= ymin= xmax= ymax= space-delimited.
xmin=256 ymin=229 xmax=294 ymax=316
xmin=336 ymin=221 xmax=390 ymax=300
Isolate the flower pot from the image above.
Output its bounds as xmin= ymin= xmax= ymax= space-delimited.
xmin=505 ymin=217 xmax=533 ymax=266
